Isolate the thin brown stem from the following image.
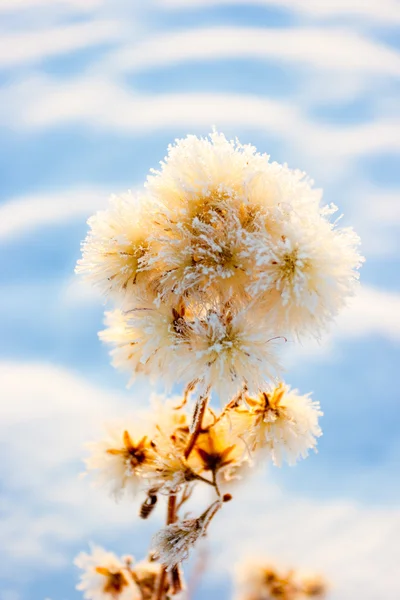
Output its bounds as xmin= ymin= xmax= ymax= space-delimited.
xmin=174 ymin=379 xmax=198 ymax=410
xmin=167 ymin=493 xmax=177 ymax=525
xmin=155 ymin=392 xmax=211 ymax=599
xmin=170 ymin=564 xmax=184 ymax=596
xmin=176 ymin=484 xmax=193 ymax=512
xmin=153 ymin=494 xmax=180 ymax=600
xmin=184 ymin=393 xmax=209 ymax=459
xmin=212 ymin=469 xmax=221 ymax=499
xmin=167 ymin=494 xmax=183 ymax=596
xmin=152 ymin=567 xmax=167 ymax=600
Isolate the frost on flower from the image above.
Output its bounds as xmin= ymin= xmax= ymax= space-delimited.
xmin=250 ymin=207 xmax=363 ymax=337
xmin=233 ymin=383 xmax=322 ymax=466
xmin=152 ymin=500 xmax=221 ymax=570
xmin=77 ymin=131 xmax=363 ymax=396
xmin=99 ymin=292 xmax=190 ymax=389
xmin=75 ymin=545 xmax=141 ymax=600
xmin=73 ymin=131 xmax=362 ymax=595
xmin=85 ymin=422 xmax=155 ymax=500
xmin=101 ymin=297 xmax=282 ymax=400
xmin=186 ymin=304 xmax=282 ymax=399
xmin=75 ymin=191 xmax=157 ymax=301
xmin=143 ymin=199 xmax=263 ymax=302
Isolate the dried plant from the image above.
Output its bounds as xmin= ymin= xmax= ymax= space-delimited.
xmin=74 ymin=132 xmax=363 ymax=599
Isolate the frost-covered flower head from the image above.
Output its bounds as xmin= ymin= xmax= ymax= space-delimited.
xmin=76 ymin=191 xmax=157 ymax=301
xmin=99 ymin=291 xmax=191 ymax=389
xmin=143 ymin=199 xmax=264 ymax=302
xmin=234 ymin=383 xmax=322 ymax=466
xmin=250 ymin=205 xmax=363 ymax=337
xmin=84 ymin=421 xmax=155 ymax=500
xmin=101 ymin=297 xmax=282 ymax=400
xmin=77 ymin=130 xmax=362 ymax=398
xmin=75 ymin=545 xmax=141 ymax=600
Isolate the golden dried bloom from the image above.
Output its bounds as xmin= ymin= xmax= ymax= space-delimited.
xmin=143 ymin=445 xmax=199 ymax=495
xmin=189 ymin=415 xmax=248 ymax=481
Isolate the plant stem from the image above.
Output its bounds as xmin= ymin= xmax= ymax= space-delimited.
xmin=212 ymin=469 xmax=221 ymax=499
xmin=154 ymin=393 xmax=210 ymax=599
xmin=167 ymin=494 xmax=183 ymax=595
xmin=167 ymin=493 xmax=177 ymax=524
xmin=170 ymin=565 xmax=183 ymax=596
xmin=184 ymin=394 xmax=209 ymax=459
xmin=153 ymin=494 xmax=180 ymax=600
xmin=153 ymin=563 xmax=167 ymax=600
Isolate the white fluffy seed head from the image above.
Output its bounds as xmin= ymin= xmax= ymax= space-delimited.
xmin=77 ymin=131 xmax=363 ymax=397
xmin=99 ymin=289 xmax=190 ymax=389
xmin=250 ymin=206 xmax=363 ymax=337
xmin=142 ymin=200 xmax=263 ymax=303
xmin=100 ymin=296 xmax=283 ymax=400
xmin=75 ymin=191 xmax=157 ymax=302
xmin=233 ymin=383 xmax=323 ymax=466
xmin=186 ymin=306 xmax=283 ymax=399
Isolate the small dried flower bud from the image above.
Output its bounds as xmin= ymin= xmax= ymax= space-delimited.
xmin=152 ymin=500 xmax=222 ymax=570
xmin=139 ymin=493 xmax=158 ymax=519
xmin=222 ymin=493 xmax=232 ymax=502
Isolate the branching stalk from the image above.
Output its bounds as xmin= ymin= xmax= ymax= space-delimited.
xmin=153 ymin=494 xmax=180 ymax=600
xmin=185 ymin=393 xmax=209 ymax=459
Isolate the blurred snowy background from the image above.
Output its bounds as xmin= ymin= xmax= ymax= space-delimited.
xmin=0 ymin=1 xmax=399 ymax=599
